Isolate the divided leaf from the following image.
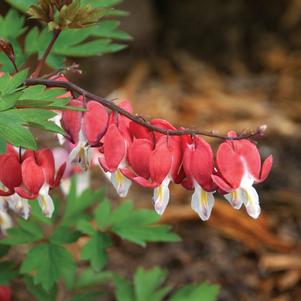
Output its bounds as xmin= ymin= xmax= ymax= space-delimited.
xmin=24 ymin=276 xmax=57 ymax=301
xmin=80 ymin=232 xmax=111 ymax=271
xmin=134 ymin=267 xmax=170 ymax=301
xmin=63 ymin=177 xmax=105 ymax=225
xmin=94 ymin=201 xmax=181 ymax=246
xmin=0 ymin=9 xmax=26 ymax=72
xmin=0 ymin=218 xmax=44 ymax=245
xmin=21 ymin=242 xmax=76 ymax=291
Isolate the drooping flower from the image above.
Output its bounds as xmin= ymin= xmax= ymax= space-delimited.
xmin=182 ymin=136 xmax=216 ymax=221
xmin=15 ymin=149 xmax=66 ymax=217
xmin=98 ymin=100 xmax=133 ymax=197
xmin=121 ymin=119 xmax=183 ymax=215
xmin=212 ymin=131 xmax=273 ymax=218
xmin=99 ymin=123 xmax=132 ymax=197
xmin=52 ymin=147 xmax=91 ymax=196
xmin=62 ymin=99 xmax=109 ymax=170
xmin=0 ymin=146 xmax=22 ymax=197
xmin=0 ymin=146 xmax=31 ymax=220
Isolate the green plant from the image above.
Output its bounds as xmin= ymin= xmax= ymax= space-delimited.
xmin=0 ymin=178 xmax=219 ymax=300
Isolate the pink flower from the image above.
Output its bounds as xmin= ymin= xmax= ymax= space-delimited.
xmin=0 ymin=146 xmax=22 ymax=197
xmin=212 ymin=131 xmax=273 ymax=218
xmin=98 ymin=100 xmax=133 ymax=197
xmin=182 ymin=136 xmax=216 ymax=220
xmin=62 ymin=98 xmax=109 ymax=170
xmin=15 ymin=149 xmax=66 ymax=217
xmin=121 ymin=119 xmax=183 ymax=215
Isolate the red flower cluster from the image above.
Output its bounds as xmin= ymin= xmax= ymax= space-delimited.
xmin=0 ymin=146 xmax=65 ymax=229
xmin=58 ymin=96 xmax=272 ymax=221
xmin=0 ymin=75 xmax=273 ymax=233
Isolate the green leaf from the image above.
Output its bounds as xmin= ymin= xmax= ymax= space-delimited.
xmin=101 ymin=201 xmax=181 ymax=246
xmin=0 ymin=137 xmax=6 ymax=153
xmin=81 ymin=232 xmax=111 ymax=271
xmin=63 ymin=177 xmax=104 ymax=225
xmin=24 ymin=20 xmax=129 ymax=67
xmin=114 ymin=274 xmax=134 ymax=301
xmin=24 ymin=276 xmax=57 ymax=301
xmin=134 ymin=267 xmax=170 ymax=301
xmin=17 ymin=85 xmax=70 ymax=108
xmin=0 ymin=112 xmax=37 ymax=149
xmin=0 ymin=218 xmax=44 ymax=245
xmin=76 ymin=269 xmax=113 ymax=289
xmin=0 ymin=261 xmax=17 ymax=285
xmin=21 ymin=243 xmax=76 ymax=291
xmin=0 ymin=9 xmax=26 ymax=39
xmin=169 ymin=283 xmax=220 ymax=301
xmin=77 ymin=220 xmax=96 ymax=236
xmin=0 ymin=70 xmax=27 ymax=111
xmin=7 ymin=109 xmax=65 ymax=135
xmin=0 ymin=70 xmax=25 ymax=93
xmin=94 ymin=199 xmax=112 ymax=229
xmin=0 ymin=93 xmax=20 ymax=111
xmin=0 ymin=69 xmax=28 ymax=94
xmin=50 ymin=226 xmax=81 ymax=245
xmin=82 ymin=0 xmax=123 ymax=8
xmin=5 ymin=0 xmax=37 ymax=13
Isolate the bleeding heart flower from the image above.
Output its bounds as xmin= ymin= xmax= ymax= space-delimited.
xmin=62 ymin=98 xmax=109 ymax=170
xmin=122 ymin=132 xmax=182 ymax=215
xmin=52 ymin=147 xmax=91 ymax=196
xmin=99 ymin=123 xmax=131 ymax=197
xmin=15 ymin=149 xmax=66 ymax=218
xmin=98 ymin=100 xmax=133 ymax=198
xmin=183 ymin=136 xmax=216 ymax=221
xmin=0 ymin=146 xmax=22 ymax=197
xmin=212 ymin=131 xmax=273 ymax=218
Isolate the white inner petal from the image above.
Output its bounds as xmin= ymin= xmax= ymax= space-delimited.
xmin=8 ymin=194 xmax=31 ymax=220
xmin=38 ymin=185 xmax=55 ymax=218
xmin=191 ymin=183 xmax=215 ymax=221
xmin=152 ymin=177 xmax=171 ymax=215
xmin=242 ymin=186 xmax=261 ymax=219
xmin=0 ymin=211 xmax=13 ymax=234
xmin=111 ymin=168 xmax=132 ymax=198
xmin=224 ymin=189 xmax=244 ymax=209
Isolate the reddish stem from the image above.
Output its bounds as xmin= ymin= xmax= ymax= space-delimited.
xmin=31 ymin=29 xmax=62 ymax=78
xmin=25 ymin=78 xmax=267 ymax=141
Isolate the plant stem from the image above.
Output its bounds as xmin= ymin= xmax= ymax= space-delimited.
xmin=25 ymin=78 xmax=267 ymax=141
xmin=31 ymin=29 xmax=62 ymax=78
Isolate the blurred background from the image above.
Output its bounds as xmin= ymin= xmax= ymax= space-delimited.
xmin=81 ymin=1 xmax=301 ymax=301
xmin=80 ymin=1 xmax=301 ymax=300
xmin=3 ymin=0 xmax=301 ymax=300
